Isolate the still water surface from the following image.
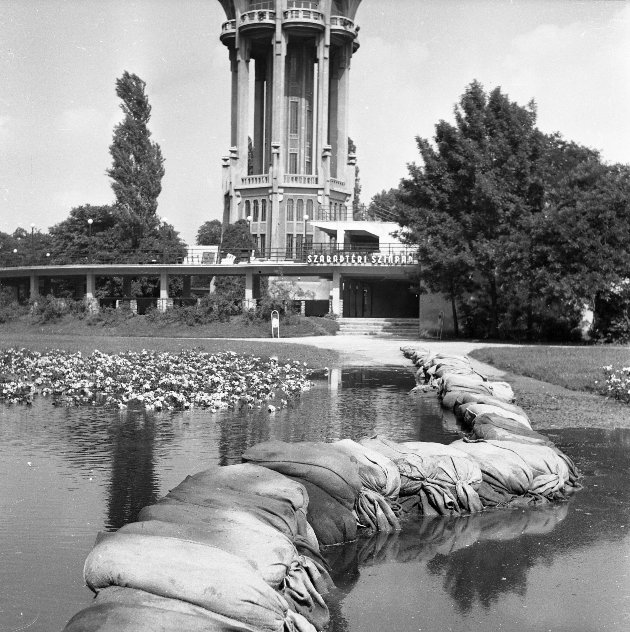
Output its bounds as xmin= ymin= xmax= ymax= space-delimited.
xmin=1 ymin=367 xmax=629 ymax=632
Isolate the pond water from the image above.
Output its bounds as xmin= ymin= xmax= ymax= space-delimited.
xmin=1 ymin=367 xmax=629 ymax=632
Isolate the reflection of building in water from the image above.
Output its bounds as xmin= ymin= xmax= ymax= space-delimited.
xmin=105 ymin=416 xmax=161 ymax=530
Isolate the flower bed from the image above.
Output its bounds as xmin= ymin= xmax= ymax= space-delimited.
xmin=600 ymin=365 xmax=630 ymax=403
xmin=0 ymin=348 xmax=312 ymax=411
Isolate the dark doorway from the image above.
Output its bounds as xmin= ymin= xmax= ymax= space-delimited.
xmin=342 ymin=278 xmax=418 ymax=318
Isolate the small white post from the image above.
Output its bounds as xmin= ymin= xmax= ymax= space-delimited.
xmin=271 ymin=310 xmax=280 ymax=338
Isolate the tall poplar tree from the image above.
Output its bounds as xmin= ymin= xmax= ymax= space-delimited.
xmin=107 ymin=71 xmax=165 ymax=249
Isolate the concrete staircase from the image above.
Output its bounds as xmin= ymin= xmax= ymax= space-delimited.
xmin=337 ymin=317 xmax=420 ymax=338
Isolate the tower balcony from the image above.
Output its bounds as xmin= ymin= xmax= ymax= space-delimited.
xmin=239 ymin=9 xmax=276 ymax=35
xmin=330 ymin=16 xmax=359 ymax=40
xmin=283 ymin=1 xmax=325 ymax=33
xmin=220 ymin=19 xmax=236 ymax=45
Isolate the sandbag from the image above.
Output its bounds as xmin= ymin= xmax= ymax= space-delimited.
xmin=243 ymin=441 xmax=363 ymax=511
xmin=83 ymin=533 xmax=314 ymax=632
xmin=469 ymin=413 xmax=552 ymax=446
xmin=484 ymin=440 xmax=570 ymax=496
xmin=452 ymin=392 xmax=528 ymax=416
xmin=138 ymin=498 xmax=300 ymax=543
xmin=355 ymin=488 xmax=401 ymax=532
xmin=460 ymin=403 xmax=531 ymax=430
xmin=400 ymin=441 xmax=483 ymax=513
xmin=449 ymin=439 xmax=534 ymax=502
xmin=164 ymin=482 xmax=303 ymax=541
xmin=63 ymin=586 xmax=269 ymax=632
xmin=180 ymin=464 xmax=310 ymax=513
xmin=290 ymin=476 xmax=357 ymax=545
xmin=116 ymin=519 xmax=296 ymax=587
xmin=115 ymin=520 xmax=332 ymax=629
xmin=333 ymin=439 xmax=401 ymax=500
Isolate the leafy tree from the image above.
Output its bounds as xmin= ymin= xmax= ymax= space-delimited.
xmin=107 ymin=71 xmax=165 ymax=249
xmin=196 ymin=219 xmax=223 ymax=246
xmin=213 ymin=220 xmax=257 ymax=308
xmin=48 ymin=204 xmax=120 ymax=264
xmin=397 ymin=80 xmax=630 ymax=340
xmin=220 ymin=219 xmax=257 ymax=255
xmin=398 ymin=81 xmax=546 ymax=338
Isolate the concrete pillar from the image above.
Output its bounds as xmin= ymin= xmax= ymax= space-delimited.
xmin=84 ymin=272 xmax=99 ymax=313
xmin=122 ymin=277 xmax=132 ymax=297
xmin=317 ymin=29 xmax=330 ymax=180
xmin=236 ymin=38 xmax=250 ymax=180
xmin=159 ymin=271 xmax=169 ymax=312
xmin=182 ymin=275 xmax=192 ymax=299
xmin=336 ymin=43 xmax=352 ymax=180
xmin=331 ymin=270 xmax=342 ymax=316
xmin=29 ymin=273 xmax=39 ymax=299
xmin=229 ymin=48 xmax=238 ymax=147
xmin=244 ymin=270 xmax=255 ymax=310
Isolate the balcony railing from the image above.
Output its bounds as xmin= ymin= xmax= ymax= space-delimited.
xmin=283 ymin=174 xmax=318 ymax=186
xmin=240 ymin=9 xmax=275 ymax=29
xmin=220 ymin=19 xmax=236 ymax=41
xmin=329 ymin=177 xmax=346 ymax=190
xmin=330 ymin=15 xmax=360 ymax=37
xmin=0 ymin=244 xmax=418 ymax=268
xmin=283 ymin=8 xmax=325 ymax=28
xmin=241 ymin=174 xmax=270 ymax=186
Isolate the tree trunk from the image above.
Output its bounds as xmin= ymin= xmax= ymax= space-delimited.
xmin=489 ymin=273 xmax=499 ymax=338
xmin=449 ymin=280 xmax=459 ymax=337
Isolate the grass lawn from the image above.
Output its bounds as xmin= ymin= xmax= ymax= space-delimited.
xmin=0 ymin=332 xmax=339 ymax=370
xmin=469 ymin=345 xmax=630 ymax=393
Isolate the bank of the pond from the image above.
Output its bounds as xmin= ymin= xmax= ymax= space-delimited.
xmin=0 ymin=333 xmax=339 ymax=370
xmin=275 ymin=338 xmax=630 ymax=430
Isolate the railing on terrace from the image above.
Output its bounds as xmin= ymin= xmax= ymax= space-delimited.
xmin=283 ymin=174 xmax=318 ymax=186
xmin=283 ymin=7 xmax=324 ymax=25
xmin=0 ymin=244 xmax=418 ymax=268
xmin=240 ymin=9 xmax=275 ymax=26
xmin=329 ymin=177 xmax=346 ymax=189
xmin=241 ymin=174 xmax=270 ymax=186
xmin=330 ymin=15 xmax=359 ymax=36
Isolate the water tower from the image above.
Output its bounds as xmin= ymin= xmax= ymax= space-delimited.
xmin=217 ymin=0 xmax=362 ymax=257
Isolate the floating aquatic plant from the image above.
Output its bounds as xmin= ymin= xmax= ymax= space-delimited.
xmin=0 ymin=348 xmax=312 ymax=411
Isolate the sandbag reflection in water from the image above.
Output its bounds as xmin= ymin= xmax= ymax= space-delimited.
xmin=323 ymin=503 xmax=569 ymax=630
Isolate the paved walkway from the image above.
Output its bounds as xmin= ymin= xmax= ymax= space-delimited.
xmin=269 ymin=335 xmax=509 ymax=376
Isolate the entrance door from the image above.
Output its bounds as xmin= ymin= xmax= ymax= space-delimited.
xmin=343 ymin=280 xmax=372 ymax=317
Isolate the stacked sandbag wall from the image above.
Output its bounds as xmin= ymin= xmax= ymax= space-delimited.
xmin=64 ymin=348 xmax=581 ymax=631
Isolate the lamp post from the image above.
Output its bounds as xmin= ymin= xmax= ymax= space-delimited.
xmin=30 ymin=223 xmax=35 ymax=263
xmin=87 ymin=218 xmax=93 ymax=263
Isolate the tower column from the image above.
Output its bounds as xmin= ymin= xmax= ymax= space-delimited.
xmin=29 ymin=273 xmax=39 ymax=299
xmin=236 ymin=36 xmax=250 ymax=180
xmin=316 ymin=28 xmax=330 ymax=182
xmin=336 ymin=43 xmax=352 ymax=181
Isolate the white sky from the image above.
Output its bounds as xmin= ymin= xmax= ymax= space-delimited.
xmin=1 ymin=0 xmax=629 ymax=244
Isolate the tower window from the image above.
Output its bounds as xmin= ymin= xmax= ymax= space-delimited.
xmin=244 ymin=199 xmax=251 ymax=221
xmin=297 ymin=198 xmax=304 ymax=220
xmin=306 ymin=199 xmax=314 ymax=220
xmin=289 ymin=100 xmax=299 ymax=135
xmin=253 ymin=199 xmax=259 ymax=222
xmin=261 ymin=199 xmax=267 ymax=222
xmin=287 ymin=199 xmax=295 ymax=221
xmin=286 ymin=234 xmax=294 ymax=258
xmin=289 ymin=152 xmax=298 ymax=174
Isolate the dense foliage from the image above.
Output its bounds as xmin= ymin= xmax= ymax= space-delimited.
xmin=107 ymin=71 xmax=165 ymax=249
xmin=396 ymin=80 xmax=630 ymax=341
xmin=0 ymin=348 xmax=312 ymax=410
